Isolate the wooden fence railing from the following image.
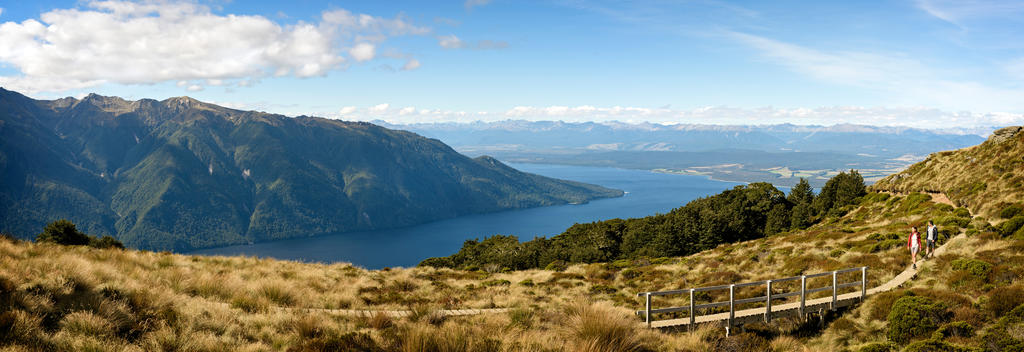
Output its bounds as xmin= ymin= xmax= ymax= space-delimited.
xmin=636 ymin=266 xmax=868 ymax=330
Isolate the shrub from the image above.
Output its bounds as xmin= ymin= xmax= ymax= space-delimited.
xmin=979 ymin=304 xmax=1024 ymax=351
xmin=89 ymin=235 xmax=125 ymax=249
xmin=1001 ymin=215 xmax=1024 ymax=237
xmin=937 ymin=216 xmax=970 ymax=228
xmin=829 ymin=248 xmax=845 ymax=258
xmin=870 ymin=239 xmax=903 ymax=253
xmin=518 ymin=279 xmax=534 ymax=287
xmin=419 ymin=257 xmax=454 ymax=268
xmin=620 ymin=269 xmax=641 ymax=280
xmin=984 ymin=285 xmax=1024 ymax=318
xmin=858 ymin=342 xmax=893 ymax=352
xmin=868 ymin=233 xmax=900 ymax=241
xmin=903 ymin=339 xmax=975 ymax=352
xmin=932 ymin=321 xmax=973 ymax=339
xmin=953 ymin=207 xmax=971 ymax=218
xmin=1000 ymin=204 xmax=1023 ymax=219
xmin=887 ymin=296 xmax=951 ymax=343
xmin=950 ymin=258 xmax=992 ymax=279
xmin=545 ymin=260 xmax=569 ymax=272
xmin=589 ymin=285 xmax=617 ymax=295
xmin=481 ymin=279 xmax=510 ymax=287
xmin=35 ymin=219 xmax=90 ymax=246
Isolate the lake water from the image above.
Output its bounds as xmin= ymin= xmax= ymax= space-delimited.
xmin=188 ymin=164 xmax=741 ymax=269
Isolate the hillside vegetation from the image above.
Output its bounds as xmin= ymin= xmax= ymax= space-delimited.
xmin=422 ymin=171 xmax=866 ymax=270
xmin=873 ymin=126 xmax=1024 ymax=219
xmin=0 ymin=88 xmax=621 ymax=252
xmin=1 ymin=126 xmax=1022 ymax=352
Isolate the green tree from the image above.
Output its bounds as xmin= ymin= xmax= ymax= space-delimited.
xmin=814 ymin=170 xmax=866 ymax=216
xmin=787 ymin=178 xmax=815 ymax=206
xmin=36 ymin=219 xmax=90 ymax=245
xmin=790 ymin=202 xmax=814 ymax=230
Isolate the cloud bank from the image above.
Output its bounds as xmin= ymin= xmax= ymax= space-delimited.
xmin=0 ymin=1 xmax=429 ymax=93
xmin=312 ymin=104 xmax=1023 ymax=130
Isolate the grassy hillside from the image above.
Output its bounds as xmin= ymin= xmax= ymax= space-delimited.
xmin=872 ymin=126 xmax=1024 ymax=219
xmin=2 ymin=126 xmax=1022 ymax=351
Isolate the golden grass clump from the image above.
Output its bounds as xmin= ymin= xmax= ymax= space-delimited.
xmin=562 ymin=302 xmax=655 ymax=352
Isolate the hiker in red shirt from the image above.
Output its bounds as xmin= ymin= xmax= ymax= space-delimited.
xmin=908 ymin=226 xmax=921 ymax=270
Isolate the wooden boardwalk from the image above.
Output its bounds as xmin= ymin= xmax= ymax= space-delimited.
xmin=638 ymin=232 xmax=965 ymax=331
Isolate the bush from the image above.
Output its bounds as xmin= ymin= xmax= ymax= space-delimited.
xmin=589 ymin=284 xmax=617 ymax=295
xmin=932 ymin=321 xmax=973 ymax=339
xmin=979 ymin=304 xmax=1024 ymax=351
xmin=984 ymin=285 xmax=1024 ymax=318
xmin=35 ymin=219 xmax=90 ymax=246
xmin=418 ymin=257 xmax=454 ymax=268
xmin=950 ymin=258 xmax=993 ymax=279
xmin=870 ymin=239 xmax=903 ymax=253
xmin=858 ymin=342 xmax=893 ymax=352
xmin=89 ymin=235 xmax=125 ymax=249
xmin=868 ymin=233 xmax=900 ymax=241
xmin=481 ymin=279 xmax=510 ymax=287
xmin=887 ymin=296 xmax=951 ymax=343
xmin=34 ymin=220 xmax=125 ymax=249
xmin=1001 ymin=216 xmax=1024 ymax=237
xmin=937 ymin=216 xmax=970 ymax=228
xmin=953 ymin=207 xmax=971 ymax=218
xmin=903 ymin=339 xmax=976 ymax=352
xmin=1000 ymin=204 xmax=1023 ymax=219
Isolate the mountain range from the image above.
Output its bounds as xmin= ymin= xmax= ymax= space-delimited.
xmin=379 ymin=120 xmax=986 ymax=158
xmin=381 ymin=120 xmax=987 ymax=187
xmin=0 ymin=88 xmax=621 ymax=251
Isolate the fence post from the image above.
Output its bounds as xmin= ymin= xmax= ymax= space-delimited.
xmin=689 ymin=288 xmax=695 ymax=328
xmin=645 ymin=293 xmax=652 ymax=328
xmin=765 ymin=280 xmax=772 ymax=323
xmin=831 ymin=271 xmax=838 ymax=310
xmin=861 ymin=266 xmax=867 ymax=302
xmin=728 ymin=284 xmax=735 ymax=333
xmin=799 ymin=275 xmax=806 ymax=321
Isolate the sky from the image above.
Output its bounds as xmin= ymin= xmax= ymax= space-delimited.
xmin=1 ymin=0 xmax=1023 ymax=128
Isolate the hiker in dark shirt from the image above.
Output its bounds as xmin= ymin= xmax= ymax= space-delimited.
xmin=926 ymin=221 xmax=938 ymax=259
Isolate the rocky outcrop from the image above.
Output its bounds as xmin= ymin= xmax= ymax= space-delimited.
xmin=989 ymin=126 xmax=1023 ymax=144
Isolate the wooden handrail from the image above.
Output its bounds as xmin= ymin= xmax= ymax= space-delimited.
xmin=636 ymin=266 xmax=868 ymax=330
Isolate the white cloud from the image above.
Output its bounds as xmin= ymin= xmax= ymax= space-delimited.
xmin=401 ymin=58 xmax=420 ymax=71
xmin=306 ymin=102 xmax=1021 ymax=128
xmin=438 ymin=34 xmax=465 ymax=49
xmin=438 ymin=34 xmax=506 ymax=49
xmin=0 ymin=8 xmax=4 ymax=17
xmin=186 ymin=84 xmax=204 ymax=92
xmin=338 ymin=106 xmax=357 ymax=115
xmin=464 ymin=0 xmax=491 ymax=10
xmin=916 ymin=0 xmax=1024 ymax=27
xmin=348 ymin=42 xmax=376 ymax=62
xmin=0 ymin=1 xmax=430 ymax=93
xmin=729 ymin=31 xmax=1024 ymax=112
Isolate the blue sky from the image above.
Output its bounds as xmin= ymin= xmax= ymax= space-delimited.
xmin=1 ymin=0 xmax=1023 ymax=128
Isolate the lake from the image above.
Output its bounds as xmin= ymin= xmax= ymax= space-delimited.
xmin=188 ymin=163 xmax=742 ymax=268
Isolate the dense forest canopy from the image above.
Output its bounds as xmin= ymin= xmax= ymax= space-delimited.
xmin=422 ymin=170 xmax=866 ymax=270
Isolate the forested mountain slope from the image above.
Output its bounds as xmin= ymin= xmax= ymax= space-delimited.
xmin=0 ymin=88 xmax=621 ymax=251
